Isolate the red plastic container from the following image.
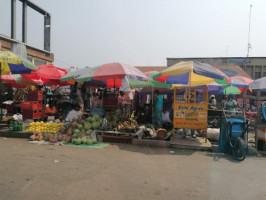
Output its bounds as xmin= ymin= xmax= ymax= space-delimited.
xmin=27 ymin=90 xmax=43 ymax=101
xmin=22 ymin=109 xmax=42 ymax=120
xmin=21 ymin=101 xmax=43 ymax=110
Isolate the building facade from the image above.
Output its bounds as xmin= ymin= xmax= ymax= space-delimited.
xmin=167 ymin=57 xmax=266 ymax=80
xmin=0 ymin=0 xmax=53 ymax=65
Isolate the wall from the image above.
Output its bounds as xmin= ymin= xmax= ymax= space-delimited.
xmin=0 ymin=36 xmax=54 ymax=65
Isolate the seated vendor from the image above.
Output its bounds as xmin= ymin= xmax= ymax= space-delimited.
xmin=44 ymin=101 xmax=57 ymax=121
xmin=65 ymin=103 xmax=83 ymax=122
xmin=209 ymin=95 xmax=217 ymax=108
xmin=162 ymin=108 xmax=173 ymax=130
xmin=117 ymin=91 xmax=128 ymax=106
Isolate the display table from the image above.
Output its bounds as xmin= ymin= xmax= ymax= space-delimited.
xmin=98 ymin=130 xmax=135 ymax=143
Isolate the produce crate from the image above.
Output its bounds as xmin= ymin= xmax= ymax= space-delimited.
xmin=27 ymin=90 xmax=43 ymax=101
xmin=22 ymin=109 xmax=42 ymax=120
xmin=21 ymin=101 xmax=43 ymax=110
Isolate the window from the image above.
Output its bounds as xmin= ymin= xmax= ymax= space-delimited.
xmin=263 ymin=72 xmax=266 ymax=77
xmin=254 ymin=72 xmax=261 ymax=79
xmin=34 ymin=59 xmax=46 ymax=65
xmin=175 ymin=88 xmax=185 ymax=103
xmin=27 ymin=57 xmax=33 ymax=62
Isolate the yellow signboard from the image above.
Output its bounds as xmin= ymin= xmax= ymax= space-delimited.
xmin=173 ymin=86 xmax=208 ymax=129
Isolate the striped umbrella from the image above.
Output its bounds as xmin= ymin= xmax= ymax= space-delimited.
xmin=0 ymin=50 xmax=37 ymax=75
xmin=76 ymin=63 xmax=148 ymax=82
xmin=153 ymin=61 xmax=225 ymax=85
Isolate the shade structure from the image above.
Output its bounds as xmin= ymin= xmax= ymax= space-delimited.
xmin=154 ymin=71 xmax=215 ymax=85
xmin=194 ymin=82 xmax=225 ymax=95
xmin=224 ymin=85 xmax=241 ymax=95
xmin=76 ymin=63 xmax=148 ymax=82
xmin=250 ymin=76 xmax=266 ymax=90
xmin=127 ymin=71 xmax=172 ymax=89
xmin=145 ymin=71 xmax=172 ymax=88
xmin=215 ymin=69 xmax=231 ymax=84
xmin=60 ymin=67 xmax=92 ymax=82
xmin=36 ymin=64 xmax=67 ymax=79
xmin=153 ymin=61 xmax=225 ymax=85
xmin=1 ymin=74 xmax=20 ymax=84
xmin=0 ymin=50 xmax=38 ymax=75
xmin=21 ymin=64 xmax=69 ymax=86
xmin=231 ymin=76 xmax=253 ymax=88
xmin=3 ymin=82 xmax=27 ymax=89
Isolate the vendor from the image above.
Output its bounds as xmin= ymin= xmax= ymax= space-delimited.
xmin=209 ymin=95 xmax=217 ymax=108
xmin=117 ymin=91 xmax=127 ymax=106
xmin=227 ymin=94 xmax=237 ymax=111
xmin=152 ymin=90 xmax=163 ymax=129
xmin=44 ymin=101 xmax=57 ymax=121
xmin=221 ymin=95 xmax=228 ymax=110
xmin=91 ymin=92 xmax=100 ymax=109
xmin=65 ymin=103 xmax=83 ymax=122
xmin=76 ymin=92 xmax=84 ymax=111
xmin=162 ymin=108 xmax=172 ymax=130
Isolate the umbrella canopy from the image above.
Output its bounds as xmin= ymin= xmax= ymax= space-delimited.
xmin=37 ymin=64 xmax=67 ymax=79
xmin=153 ymin=61 xmax=224 ymax=85
xmin=0 ymin=50 xmax=37 ymax=75
xmin=194 ymin=82 xmax=225 ymax=94
xmin=21 ymin=64 xmax=69 ymax=86
xmin=250 ymin=76 xmax=266 ymax=90
xmin=231 ymin=76 xmax=253 ymax=88
xmin=127 ymin=71 xmax=172 ymax=89
xmin=224 ymin=85 xmax=241 ymax=95
xmin=154 ymin=71 xmax=215 ymax=85
xmin=76 ymin=63 xmax=148 ymax=82
xmin=145 ymin=71 xmax=172 ymax=88
xmin=60 ymin=67 xmax=91 ymax=82
xmin=215 ymin=69 xmax=231 ymax=84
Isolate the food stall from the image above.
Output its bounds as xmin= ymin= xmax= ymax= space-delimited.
xmin=172 ymin=86 xmax=208 ymax=141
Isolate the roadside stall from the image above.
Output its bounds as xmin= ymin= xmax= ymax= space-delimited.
xmin=172 ymin=86 xmax=208 ymax=141
xmin=246 ymin=77 xmax=266 ymax=153
xmin=74 ymin=63 xmax=148 ymax=143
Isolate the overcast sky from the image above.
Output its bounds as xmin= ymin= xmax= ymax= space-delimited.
xmin=0 ymin=0 xmax=265 ymax=68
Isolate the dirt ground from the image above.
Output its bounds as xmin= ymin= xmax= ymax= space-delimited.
xmin=0 ymin=137 xmax=266 ymax=200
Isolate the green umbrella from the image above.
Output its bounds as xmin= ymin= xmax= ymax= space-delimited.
xmin=224 ymin=85 xmax=241 ymax=95
xmin=128 ymin=78 xmax=172 ymax=89
xmin=128 ymin=71 xmax=172 ymax=89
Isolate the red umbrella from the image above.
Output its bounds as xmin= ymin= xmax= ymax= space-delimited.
xmin=37 ymin=64 xmax=67 ymax=79
xmin=1 ymin=75 xmax=27 ymax=88
xmin=21 ymin=64 xmax=69 ymax=86
xmin=77 ymin=63 xmax=148 ymax=82
xmin=1 ymin=74 xmax=16 ymax=84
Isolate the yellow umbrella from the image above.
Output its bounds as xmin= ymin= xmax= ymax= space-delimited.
xmin=0 ymin=50 xmax=37 ymax=75
xmin=153 ymin=61 xmax=224 ymax=85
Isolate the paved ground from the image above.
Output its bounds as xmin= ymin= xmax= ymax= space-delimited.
xmin=0 ymin=137 xmax=266 ymax=200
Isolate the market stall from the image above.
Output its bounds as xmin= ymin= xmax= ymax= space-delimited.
xmin=245 ymin=77 xmax=266 ymax=153
xmin=172 ymin=86 xmax=208 ymax=141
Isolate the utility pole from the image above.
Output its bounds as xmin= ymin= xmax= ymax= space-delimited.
xmin=247 ymin=4 xmax=252 ymax=57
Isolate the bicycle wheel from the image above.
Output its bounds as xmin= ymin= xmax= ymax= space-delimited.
xmin=233 ymin=137 xmax=246 ymax=161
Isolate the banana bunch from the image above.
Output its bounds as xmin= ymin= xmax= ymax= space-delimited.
xmin=117 ymin=118 xmax=138 ymax=131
